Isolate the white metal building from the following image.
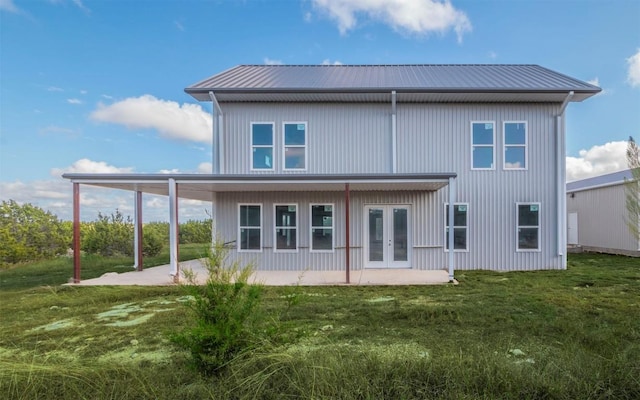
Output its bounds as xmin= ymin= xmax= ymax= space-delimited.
xmin=63 ymin=64 xmax=601 ymax=282
xmin=567 ymin=169 xmax=639 ymax=256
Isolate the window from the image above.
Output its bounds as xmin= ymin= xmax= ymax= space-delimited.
xmin=310 ymin=204 xmax=333 ymax=251
xmin=517 ymin=203 xmax=540 ymax=251
xmin=444 ymin=203 xmax=468 ymax=251
xmin=283 ymin=122 xmax=307 ymax=170
xmin=471 ymin=122 xmax=495 ymax=169
xmin=238 ymin=204 xmax=262 ymax=251
xmin=275 ymin=204 xmax=297 ymax=251
xmin=504 ymin=122 xmax=527 ymax=169
xmin=251 ymin=123 xmax=274 ymax=170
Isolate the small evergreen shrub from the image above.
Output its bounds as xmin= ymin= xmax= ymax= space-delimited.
xmin=172 ymin=240 xmax=262 ymax=375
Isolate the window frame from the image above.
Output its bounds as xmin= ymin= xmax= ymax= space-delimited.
xmin=273 ymin=203 xmax=299 ymax=253
xmin=503 ymin=121 xmax=528 ymax=170
xmin=516 ymin=202 xmax=541 ymax=252
xmin=443 ymin=202 xmax=469 ymax=252
xmin=471 ymin=121 xmax=496 ymax=170
xmin=310 ymin=203 xmax=335 ymax=253
xmin=250 ymin=122 xmax=275 ymax=171
xmin=282 ymin=121 xmax=308 ymax=171
xmin=238 ymin=203 xmax=262 ymax=253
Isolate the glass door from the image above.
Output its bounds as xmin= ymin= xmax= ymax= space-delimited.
xmin=365 ymin=205 xmax=410 ymax=268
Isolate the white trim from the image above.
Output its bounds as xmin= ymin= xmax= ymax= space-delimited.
xmin=250 ymin=122 xmax=275 ymax=171
xmin=310 ymin=203 xmax=335 ymax=253
xmin=471 ymin=121 xmax=496 ymax=170
xmin=282 ymin=121 xmax=308 ymax=171
xmin=274 ymin=203 xmax=299 ymax=253
xmin=503 ymin=121 xmax=528 ymax=170
xmin=443 ymin=202 xmax=469 ymax=253
xmin=238 ymin=203 xmax=262 ymax=253
xmin=516 ymin=202 xmax=541 ymax=252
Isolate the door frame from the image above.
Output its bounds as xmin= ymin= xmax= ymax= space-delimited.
xmin=363 ymin=204 xmax=411 ymax=269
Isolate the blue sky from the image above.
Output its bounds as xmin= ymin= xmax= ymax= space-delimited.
xmin=1 ymin=0 xmax=639 ymax=221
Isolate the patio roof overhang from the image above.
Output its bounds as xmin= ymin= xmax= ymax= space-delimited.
xmin=61 ymin=173 xmax=456 ymax=201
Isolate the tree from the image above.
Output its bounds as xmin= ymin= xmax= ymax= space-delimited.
xmin=0 ymin=200 xmax=71 ymax=265
xmin=625 ymin=136 xmax=640 ymax=240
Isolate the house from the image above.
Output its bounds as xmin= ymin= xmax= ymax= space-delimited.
xmin=63 ymin=64 xmax=600 ymax=283
xmin=567 ymin=169 xmax=639 ymax=256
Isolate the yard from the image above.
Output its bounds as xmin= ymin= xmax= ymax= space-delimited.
xmin=0 ymin=253 xmax=638 ymax=399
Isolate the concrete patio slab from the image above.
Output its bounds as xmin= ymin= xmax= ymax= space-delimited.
xmin=68 ymin=259 xmax=456 ymax=286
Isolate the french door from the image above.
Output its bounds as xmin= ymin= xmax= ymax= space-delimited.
xmin=364 ymin=205 xmax=410 ymax=268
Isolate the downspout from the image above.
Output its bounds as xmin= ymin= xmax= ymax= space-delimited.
xmin=391 ymin=91 xmax=397 ymax=173
xmin=556 ymin=91 xmax=574 ymax=263
xmin=208 ymin=91 xmax=224 ymax=174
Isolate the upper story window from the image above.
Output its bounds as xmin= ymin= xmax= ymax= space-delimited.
xmin=310 ymin=204 xmax=333 ymax=252
xmin=504 ymin=122 xmax=527 ymax=169
xmin=471 ymin=122 xmax=495 ymax=170
xmin=238 ymin=204 xmax=262 ymax=252
xmin=517 ymin=203 xmax=540 ymax=251
xmin=444 ymin=203 xmax=468 ymax=251
xmin=251 ymin=123 xmax=274 ymax=170
xmin=283 ymin=122 xmax=307 ymax=170
xmin=275 ymin=204 xmax=298 ymax=251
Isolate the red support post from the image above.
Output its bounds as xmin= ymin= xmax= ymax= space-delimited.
xmin=345 ymin=183 xmax=350 ymax=284
xmin=136 ymin=191 xmax=143 ymax=271
xmin=73 ymin=183 xmax=81 ymax=283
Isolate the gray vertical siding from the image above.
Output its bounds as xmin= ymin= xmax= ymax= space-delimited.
xmin=567 ymin=183 xmax=638 ymax=252
xmin=214 ymin=102 xmax=565 ymax=271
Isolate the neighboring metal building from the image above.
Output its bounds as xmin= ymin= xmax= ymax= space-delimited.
xmin=567 ymin=169 xmax=639 ymax=256
xmin=63 ymin=64 xmax=601 ymax=283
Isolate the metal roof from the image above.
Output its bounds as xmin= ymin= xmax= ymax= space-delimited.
xmin=63 ymin=173 xmax=456 ymax=202
xmin=185 ymin=64 xmax=601 ymax=103
xmin=567 ymin=169 xmax=633 ymax=193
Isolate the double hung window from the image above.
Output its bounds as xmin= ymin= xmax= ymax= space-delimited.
xmin=471 ymin=122 xmax=495 ymax=169
xmin=275 ymin=204 xmax=297 ymax=251
xmin=251 ymin=123 xmax=274 ymax=170
xmin=504 ymin=122 xmax=527 ymax=169
xmin=310 ymin=204 xmax=333 ymax=251
xmin=239 ymin=204 xmax=262 ymax=251
xmin=444 ymin=203 xmax=468 ymax=251
xmin=283 ymin=122 xmax=307 ymax=170
xmin=517 ymin=203 xmax=540 ymax=251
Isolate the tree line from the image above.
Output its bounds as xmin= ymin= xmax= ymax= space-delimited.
xmin=0 ymin=200 xmax=212 ymax=266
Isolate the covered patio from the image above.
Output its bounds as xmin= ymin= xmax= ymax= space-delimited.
xmin=62 ymin=173 xmax=458 ymax=285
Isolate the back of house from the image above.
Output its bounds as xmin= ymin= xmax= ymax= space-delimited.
xmin=183 ymin=64 xmax=600 ymax=272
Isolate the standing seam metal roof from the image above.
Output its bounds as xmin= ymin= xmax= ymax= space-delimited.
xmin=186 ymin=64 xmax=601 ymax=93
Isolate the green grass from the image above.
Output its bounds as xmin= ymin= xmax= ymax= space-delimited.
xmin=0 ymin=252 xmax=638 ymax=399
xmin=0 ymin=243 xmax=209 ymax=291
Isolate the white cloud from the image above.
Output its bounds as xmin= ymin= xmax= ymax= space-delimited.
xmin=488 ymin=51 xmax=497 ymax=60
xmin=312 ymin=0 xmax=472 ymax=42
xmin=197 ymin=162 xmax=212 ymax=174
xmin=39 ymin=125 xmax=80 ymax=137
xmin=264 ymin=58 xmax=283 ymax=65
xmin=51 ymin=158 xmax=134 ymax=176
xmin=71 ymin=0 xmax=90 ymax=13
xmin=174 ymin=20 xmax=185 ymax=31
xmin=586 ymin=78 xmax=606 ymax=95
xmin=0 ymin=0 xmax=20 ymax=13
xmin=90 ymin=95 xmax=213 ymax=144
xmin=80 ymin=89 xmax=88 ymax=94
xmin=322 ymin=59 xmax=343 ymax=65
xmin=48 ymin=86 xmax=64 ymax=92
xmin=101 ymin=94 xmax=113 ymax=99
xmin=566 ymin=141 xmax=627 ymax=182
xmin=67 ymin=98 xmax=83 ymax=104
xmin=627 ymin=49 xmax=640 ymax=88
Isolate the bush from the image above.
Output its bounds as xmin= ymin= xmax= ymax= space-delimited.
xmin=142 ymin=230 xmax=163 ymax=257
xmin=172 ymin=240 xmax=262 ymax=375
xmin=82 ymin=210 xmax=134 ymax=257
xmin=179 ymin=219 xmax=212 ymax=244
xmin=0 ymin=200 xmax=71 ymax=265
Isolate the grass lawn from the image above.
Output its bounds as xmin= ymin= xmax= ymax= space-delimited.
xmin=0 ymin=252 xmax=638 ymax=399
